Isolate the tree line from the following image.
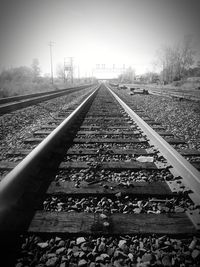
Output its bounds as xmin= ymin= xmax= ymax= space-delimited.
xmin=118 ymin=35 xmax=200 ymax=85
xmin=0 ymin=59 xmax=56 ymax=97
xmin=157 ymin=35 xmax=198 ymax=84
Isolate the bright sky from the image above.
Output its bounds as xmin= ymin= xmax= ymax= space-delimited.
xmin=0 ymin=0 xmax=200 ymax=78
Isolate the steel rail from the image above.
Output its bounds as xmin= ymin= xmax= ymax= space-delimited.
xmin=107 ymin=85 xmax=200 ymax=204
xmin=0 ymin=85 xmax=99 ymax=225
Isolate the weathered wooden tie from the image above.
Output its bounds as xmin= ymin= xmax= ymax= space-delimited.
xmin=47 ymin=181 xmax=172 ymax=196
xmin=28 ymin=211 xmax=196 ymax=234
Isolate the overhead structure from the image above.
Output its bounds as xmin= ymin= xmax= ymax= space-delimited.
xmin=64 ymin=57 xmax=74 ymax=84
xmin=92 ymin=64 xmax=127 ymax=80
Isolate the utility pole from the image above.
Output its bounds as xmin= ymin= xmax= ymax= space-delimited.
xmin=48 ymin=41 xmax=54 ymax=84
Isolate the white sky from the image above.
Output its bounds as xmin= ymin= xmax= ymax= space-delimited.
xmin=0 ymin=0 xmax=200 ymax=78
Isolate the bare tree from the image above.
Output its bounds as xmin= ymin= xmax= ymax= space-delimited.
xmin=156 ymin=35 xmax=195 ymax=83
xmin=56 ymin=64 xmax=65 ymax=81
xmin=31 ymin=58 xmax=41 ymax=81
xmin=118 ymin=67 xmax=135 ymax=83
xmin=140 ymin=72 xmax=160 ymax=83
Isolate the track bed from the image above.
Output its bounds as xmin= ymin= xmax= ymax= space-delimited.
xmin=0 ymin=84 xmax=200 ymax=266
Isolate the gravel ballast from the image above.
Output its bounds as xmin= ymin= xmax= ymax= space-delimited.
xmin=15 ymin=234 xmax=200 ymax=266
xmin=0 ymin=87 xmax=94 ymax=160
xmin=113 ymin=88 xmax=200 ymax=150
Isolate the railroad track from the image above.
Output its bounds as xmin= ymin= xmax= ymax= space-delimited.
xmin=0 ymin=83 xmax=200 ymax=266
xmin=0 ymin=84 xmax=92 ymax=115
xmin=121 ymin=84 xmax=200 ymax=102
xmin=144 ymin=87 xmax=200 ymax=102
